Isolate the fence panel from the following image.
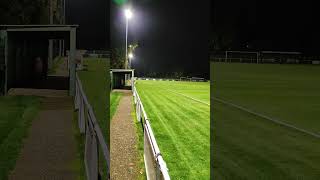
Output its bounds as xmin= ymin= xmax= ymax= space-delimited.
xmin=75 ymin=74 xmax=110 ymax=180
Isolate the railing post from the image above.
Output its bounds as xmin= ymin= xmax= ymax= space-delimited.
xmin=85 ymin=118 xmax=98 ymax=180
xmin=75 ymin=82 xmax=79 ymax=109
xmin=79 ymin=97 xmax=85 ymax=133
xmin=136 ymin=102 xmax=139 ymax=121
xmin=156 ymin=162 xmax=161 ymax=180
xmin=134 ymin=85 xmax=170 ymax=180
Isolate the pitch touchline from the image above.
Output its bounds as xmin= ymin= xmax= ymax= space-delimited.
xmin=213 ymin=97 xmax=320 ymax=139
xmin=165 ymin=89 xmax=210 ymax=106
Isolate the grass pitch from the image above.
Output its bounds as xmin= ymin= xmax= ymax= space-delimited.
xmin=135 ymin=80 xmax=210 ymax=179
xmin=211 ymin=62 xmax=320 ymax=179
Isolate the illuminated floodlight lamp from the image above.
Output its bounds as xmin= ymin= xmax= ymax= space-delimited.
xmin=124 ymin=9 xmax=133 ymax=19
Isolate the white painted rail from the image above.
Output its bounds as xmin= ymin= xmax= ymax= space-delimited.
xmin=132 ymin=80 xmax=170 ymax=180
xmin=75 ymin=74 xmax=110 ymax=180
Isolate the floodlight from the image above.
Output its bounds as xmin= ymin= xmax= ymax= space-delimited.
xmin=124 ymin=9 xmax=133 ymax=19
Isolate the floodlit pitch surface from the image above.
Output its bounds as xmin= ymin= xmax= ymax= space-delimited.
xmin=135 ymin=80 xmax=210 ymax=179
xmin=212 ymin=62 xmax=320 ymax=179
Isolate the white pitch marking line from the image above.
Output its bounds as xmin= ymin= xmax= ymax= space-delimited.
xmin=213 ymin=97 xmax=320 ymax=139
xmin=165 ymin=89 xmax=210 ymax=106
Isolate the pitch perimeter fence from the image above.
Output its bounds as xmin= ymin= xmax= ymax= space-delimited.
xmin=211 ymin=51 xmax=320 ymax=64
xmin=137 ymin=77 xmax=207 ymax=82
xmin=132 ymin=80 xmax=170 ymax=180
xmin=75 ymin=74 xmax=110 ymax=180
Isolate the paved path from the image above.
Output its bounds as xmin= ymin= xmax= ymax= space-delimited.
xmin=8 ymin=88 xmax=68 ymax=98
xmin=110 ymin=90 xmax=140 ymax=180
xmin=8 ymin=90 xmax=77 ymax=180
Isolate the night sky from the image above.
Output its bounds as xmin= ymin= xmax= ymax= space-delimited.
xmin=66 ymin=0 xmax=318 ymax=77
xmin=66 ymin=0 xmax=109 ymax=50
xmin=111 ymin=0 xmax=210 ymax=78
xmin=212 ymin=0 xmax=320 ymax=54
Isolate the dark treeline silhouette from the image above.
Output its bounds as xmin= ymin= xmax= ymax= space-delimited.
xmin=211 ymin=0 xmax=320 ymax=55
xmin=0 ymin=0 xmax=64 ymax=25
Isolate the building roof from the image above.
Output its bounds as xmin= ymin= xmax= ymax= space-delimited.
xmin=110 ymin=69 xmax=134 ymax=73
xmin=0 ymin=25 xmax=78 ymax=32
xmin=260 ymin=51 xmax=302 ymax=55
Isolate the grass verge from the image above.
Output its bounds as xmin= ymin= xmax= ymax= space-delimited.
xmin=76 ymin=58 xmax=110 ymax=179
xmin=0 ymin=96 xmax=40 ymax=179
xmin=111 ymin=92 xmax=122 ymax=119
xmin=131 ymin=99 xmax=147 ymax=180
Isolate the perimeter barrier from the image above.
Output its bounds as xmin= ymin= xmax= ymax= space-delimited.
xmin=75 ymin=74 xmax=110 ymax=180
xmin=132 ymin=80 xmax=170 ymax=180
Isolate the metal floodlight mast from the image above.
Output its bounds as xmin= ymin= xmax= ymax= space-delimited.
xmin=124 ymin=8 xmax=133 ymax=69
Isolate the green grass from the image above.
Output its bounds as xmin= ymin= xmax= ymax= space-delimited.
xmin=0 ymin=96 xmax=40 ymax=180
xmin=135 ymin=80 xmax=210 ymax=179
xmin=77 ymin=57 xmax=110 ymax=180
xmin=78 ymin=58 xmax=110 ymax=144
xmin=111 ymin=92 xmax=122 ymax=119
xmin=211 ymin=62 xmax=320 ymax=179
xmin=131 ymin=100 xmax=147 ymax=180
xmin=48 ymin=56 xmax=64 ymax=75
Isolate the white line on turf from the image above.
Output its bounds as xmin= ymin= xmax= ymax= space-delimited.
xmin=165 ymin=89 xmax=210 ymax=106
xmin=213 ymin=97 xmax=320 ymax=139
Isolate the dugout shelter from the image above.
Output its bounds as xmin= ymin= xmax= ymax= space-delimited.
xmin=0 ymin=25 xmax=78 ymax=96
xmin=110 ymin=69 xmax=134 ymax=90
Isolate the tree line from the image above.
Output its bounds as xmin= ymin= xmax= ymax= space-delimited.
xmin=0 ymin=0 xmax=64 ymax=25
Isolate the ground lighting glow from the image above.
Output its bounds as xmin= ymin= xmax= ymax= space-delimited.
xmin=128 ymin=53 xmax=134 ymax=59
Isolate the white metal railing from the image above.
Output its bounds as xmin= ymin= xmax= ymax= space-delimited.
xmin=132 ymin=80 xmax=170 ymax=180
xmin=75 ymin=74 xmax=110 ymax=180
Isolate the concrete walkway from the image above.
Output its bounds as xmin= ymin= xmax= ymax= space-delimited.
xmin=110 ymin=90 xmax=140 ymax=180
xmin=8 ymin=90 xmax=77 ymax=180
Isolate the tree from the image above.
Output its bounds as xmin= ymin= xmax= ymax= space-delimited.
xmin=110 ymin=48 xmax=125 ymax=69
xmin=0 ymin=0 xmax=62 ymax=25
xmin=125 ymin=42 xmax=138 ymax=68
xmin=128 ymin=42 xmax=138 ymax=55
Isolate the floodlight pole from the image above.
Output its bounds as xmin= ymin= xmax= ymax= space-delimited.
xmin=62 ymin=0 xmax=66 ymax=56
xmin=48 ymin=0 xmax=53 ymax=68
xmin=225 ymin=51 xmax=228 ymax=62
xmin=125 ymin=17 xmax=129 ymax=69
xmin=64 ymin=0 xmax=66 ymax=24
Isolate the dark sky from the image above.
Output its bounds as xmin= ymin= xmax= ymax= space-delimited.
xmin=111 ymin=0 xmax=210 ymax=78
xmin=66 ymin=0 xmax=319 ymax=77
xmin=67 ymin=0 xmax=109 ymax=50
xmin=212 ymin=0 xmax=320 ymax=54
